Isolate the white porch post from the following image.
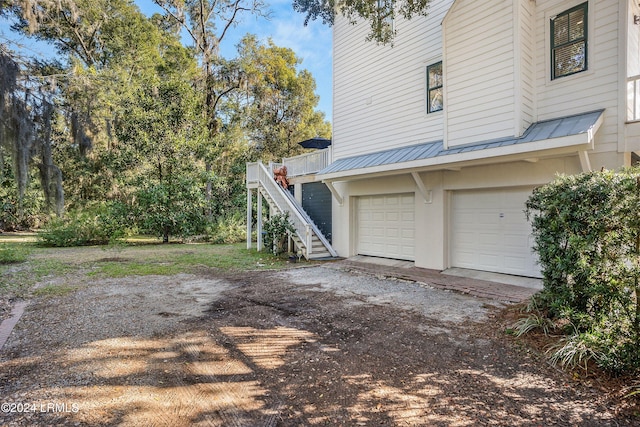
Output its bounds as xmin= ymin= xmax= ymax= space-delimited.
xmin=294 ymin=183 xmax=302 ymax=204
xmin=246 ymin=189 xmax=252 ymax=249
xmin=257 ymin=191 xmax=263 ymax=251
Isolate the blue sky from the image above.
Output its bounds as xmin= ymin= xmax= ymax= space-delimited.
xmin=0 ymin=0 xmax=333 ymax=119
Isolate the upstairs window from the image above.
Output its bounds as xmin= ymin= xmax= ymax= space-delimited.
xmin=427 ymin=62 xmax=443 ymax=113
xmin=551 ymin=2 xmax=588 ymax=80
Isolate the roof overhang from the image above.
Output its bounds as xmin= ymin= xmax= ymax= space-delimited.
xmin=318 ymin=110 xmax=604 ymax=182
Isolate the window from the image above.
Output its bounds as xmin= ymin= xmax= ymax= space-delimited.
xmin=551 ymin=2 xmax=588 ymax=80
xmin=427 ymin=62 xmax=443 ymax=113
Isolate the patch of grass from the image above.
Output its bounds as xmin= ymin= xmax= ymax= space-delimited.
xmin=92 ymin=261 xmax=182 ymax=278
xmin=0 ymin=243 xmax=31 ymax=264
xmin=0 ymin=232 xmax=38 ymax=243
xmin=29 ymin=258 xmax=75 ymax=277
xmin=0 ymin=245 xmax=77 ymax=299
xmin=88 ymin=243 xmax=294 ymax=278
xmin=511 ymin=313 xmax=556 ymax=337
xmin=1 ymin=241 xmax=302 ymax=297
xmin=32 ymin=284 xmax=76 ymax=298
xmin=547 ymin=333 xmax=603 ymax=373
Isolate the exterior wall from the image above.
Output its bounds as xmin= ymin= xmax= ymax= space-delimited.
xmin=624 ymin=0 xmax=640 ymax=151
xmin=333 ymin=0 xmax=625 ymax=157
xmin=302 ymin=182 xmax=332 ymax=243
xmin=627 ymin=0 xmax=640 ymax=77
xmin=332 ymin=0 xmax=453 ymax=161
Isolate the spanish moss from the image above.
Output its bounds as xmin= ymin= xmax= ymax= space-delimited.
xmin=0 ymin=48 xmax=64 ymax=219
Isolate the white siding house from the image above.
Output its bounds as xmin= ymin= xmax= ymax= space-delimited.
xmin=319 ymin=0 xmax=640 ymax=278
xmin=247 ymin=0 xmax=640 ymax=277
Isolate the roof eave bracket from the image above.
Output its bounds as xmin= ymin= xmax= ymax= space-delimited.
xmin=578 ymin=150 xmax=592 ymax=173
xmin=411 ymin=172 xmax=433 ymax=204
xmin=325 ymin=181 xmax=344 ymax=206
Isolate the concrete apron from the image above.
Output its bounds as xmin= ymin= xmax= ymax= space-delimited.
xmin=0 ymin=300 xmax=28 ymax=351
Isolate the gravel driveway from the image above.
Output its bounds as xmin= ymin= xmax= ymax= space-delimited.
xmin=0 ymin=264 xmax=633 ymax=426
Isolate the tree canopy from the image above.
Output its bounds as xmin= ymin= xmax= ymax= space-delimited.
xmin=293 ymin=0 xmax=432 ymax=44
xmin=0 ymin=0 xmax=331 ymax=242
xmin=237 ymin=34 xmax=331 ymax=160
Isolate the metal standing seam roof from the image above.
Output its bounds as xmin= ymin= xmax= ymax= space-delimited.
xmin=318 ymin=110 xmax=604 ymax=176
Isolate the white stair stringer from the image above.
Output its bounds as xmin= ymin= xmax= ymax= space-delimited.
xmin=255 ymin=162 xmax=337 ymax=260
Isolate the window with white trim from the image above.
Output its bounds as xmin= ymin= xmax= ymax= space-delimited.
xmin=427 ymin=62 xmax=443 ymax=113
xmin=551 ymin=2 xmax=588 ymax=80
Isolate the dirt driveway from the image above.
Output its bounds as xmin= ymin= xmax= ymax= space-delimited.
xmin=0 ymin=263 xmax=634 ymax=426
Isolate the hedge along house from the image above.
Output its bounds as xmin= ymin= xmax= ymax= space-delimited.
xmin=247 ymin=0 xmax=640 ymax=277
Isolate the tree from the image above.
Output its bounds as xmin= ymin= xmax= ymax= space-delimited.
xmin=2 ymin=0 xmax=196 ymax=211
xmin=114 ymin=67 xmax=208 ymax=243
xmin=293 ymin=0 xmax=432 ymax=44
xmin=152 ymin=0 xmax=268 ymax=214
xmin=1 ymin=0 xmax=333 ymax=239
xmin=236 ymin=34 xmax=331 ymax=160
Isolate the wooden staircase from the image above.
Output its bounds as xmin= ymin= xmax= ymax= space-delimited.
xmin=249 ymin=162 xmax=337 ymax=260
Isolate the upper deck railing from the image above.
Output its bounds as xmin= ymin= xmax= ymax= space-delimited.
xmin=281 ymin=147 xmax=331 ymax=177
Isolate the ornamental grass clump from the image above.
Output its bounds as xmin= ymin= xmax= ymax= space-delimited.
xmin=525 ymin=168 xmax=640 ymax=374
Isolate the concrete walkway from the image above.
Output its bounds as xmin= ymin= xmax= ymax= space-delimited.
xmin=0 ymin=300 xmax=28 ymax=351
xmin=333 ymin=256 xmax=539 ymax=303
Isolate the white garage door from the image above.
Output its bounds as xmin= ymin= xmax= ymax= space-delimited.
xmin=357 ymin=194 xmax=415 ymax=261
xmin=451 ymin=188 xmax=541 ymax=278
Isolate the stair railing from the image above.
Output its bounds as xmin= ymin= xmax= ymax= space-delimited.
xmin=257 ymin=162 xmax=313 ymax=255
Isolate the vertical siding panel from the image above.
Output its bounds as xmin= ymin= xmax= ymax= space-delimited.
xmin=444 ymin=0 xmax=517 ymax=147
xmin=519 ymin=0 xmax=536 ymax=133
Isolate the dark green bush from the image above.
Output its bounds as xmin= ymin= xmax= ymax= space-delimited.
xmin=525 ymin=169 xmax=640 ymax=374
xmin=37 ymin=203 xmax=130 ymax=247
xmin=130 ymin=178 xmax=207 ymax=243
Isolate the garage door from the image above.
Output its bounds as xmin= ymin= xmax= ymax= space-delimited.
xmin=451 ymin=188 xmax=541 ymax=278
xmin=357 ymin=194 xmax=415 ymax=261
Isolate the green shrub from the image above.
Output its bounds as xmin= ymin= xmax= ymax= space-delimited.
xmin=207 ymin=213 xmax=246 ymax=244
xmin=262 ymin=212 xmax=295 ymax=255
xmin=130 ymin=178 xmax=207 ymax=243
xmin=525 ymin=168 xmax=640 ymax=374
xmin=38 ymin=203 xmax=130 ymax=247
